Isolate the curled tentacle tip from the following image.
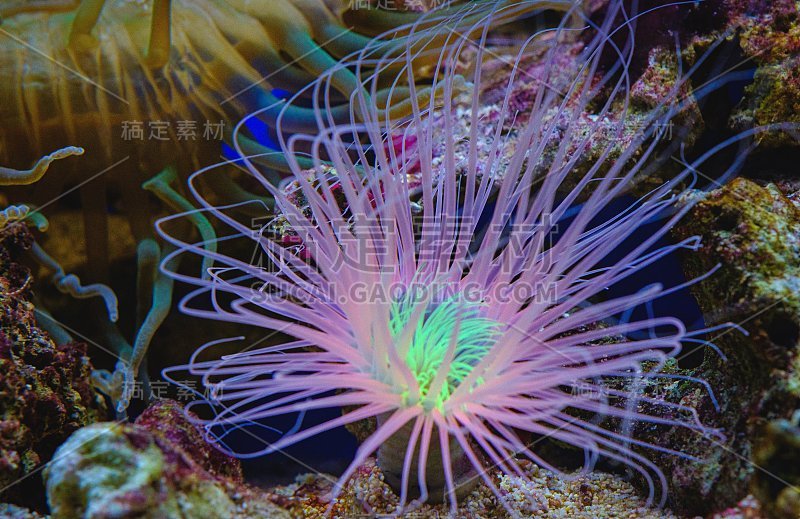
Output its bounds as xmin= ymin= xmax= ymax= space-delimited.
xmin=116 ymin=399 xmax=130 ymax=414
xmin=116 ymin=368 xmax=135 ymax=413
xmin=91 ymin=366 xmax=127 ymax=415
xmin=51 ymin=146 xmax=85 ymax=158
xmin=53 ymin=274 xmax=119 ymax=322
xmin=93 ymin=362 xmax=132 ymax=415
xmin=0 ymin=204 xmax=29 ymax=227
xmin=3 ymin=206 xmax=50 ymax=232
xmin=102 ymin=289 xmax=120 ymax=322
xmin=1 ymin=146 xmax=85 ymax=186
xmin=27 ymin=212 xmax=50 ymax=232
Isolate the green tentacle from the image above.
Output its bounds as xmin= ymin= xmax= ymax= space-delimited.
xmin=143 ymin=167 xmax=216 ymax=277
xmin=113 ymin=238 xmax=176 ymax=414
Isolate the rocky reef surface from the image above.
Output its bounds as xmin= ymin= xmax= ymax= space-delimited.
xmin=0 ymin=223 xmax=108 ymax=511
xmin=44 ymin=399 xmax=291 ymax=519
xmin=270 ymin=458 xmax=683 ymax=518
xmin=604 ymin=178 xmax=800 ymax=517
xmin=39 ymin=398 xmax=775 ymax=519
xmin=751 ymin=416 xmax=800 ymax=519
xmin=42 ymin=399 xmax=689 ymax=518
xmin=646 ymin=178 xmax=800 ymax=518
xmin=723 ymin=0 xmax=800 ymax=147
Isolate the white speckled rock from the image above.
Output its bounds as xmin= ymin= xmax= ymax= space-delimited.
xmin=43 ymin=422 xmax=290 ymax=519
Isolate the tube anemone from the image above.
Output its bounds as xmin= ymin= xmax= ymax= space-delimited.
xmin=159 ymin=0 xmax=796 ymax=516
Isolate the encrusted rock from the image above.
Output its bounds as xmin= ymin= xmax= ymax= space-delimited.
xmin=0 ymin=223 xmax=107 ymax=510
xmin=752 ymin=417 xmax=800 ymax=519
xmin=635 ymin=178 xmax=800 ymax=515
xmin=44 ymin=399 xmax=291 ymax=519
xmin=133 ymin=399 xmax=243 ymax=482
xmin=683 ymin=0 xmax=800 ymax=147
xmin=729 ymin=0 xmax=800 ymax=147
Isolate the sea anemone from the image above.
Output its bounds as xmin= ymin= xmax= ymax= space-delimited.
xmin=1 ymin=0 xmax=579 ymax=417
xmin=159 ymin=0 xmax=787 ymax=515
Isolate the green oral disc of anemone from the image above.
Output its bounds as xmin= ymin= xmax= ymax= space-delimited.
xmin=390 ymin=294 xmax=502 ymax=410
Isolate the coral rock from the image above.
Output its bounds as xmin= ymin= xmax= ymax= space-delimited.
xmin=640 ymin=178 xmax=800 ymax=514
xmin=44 ymin=400 xmax=291 ymax=519
xmin=134 ymin=399 xmax=243 ymax=482
xmin=0 ymin=223 xmax=107 ymax=509
xmin=751 ymin=418 xmax=800 ymax=519
xmin=723 ymin=0 xmax=800 ymax=146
